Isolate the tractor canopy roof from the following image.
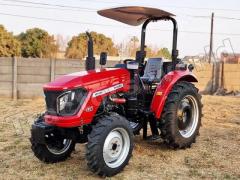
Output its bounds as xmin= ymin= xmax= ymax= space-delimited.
xmin=98 ymin=6 xmax=175 ymax=26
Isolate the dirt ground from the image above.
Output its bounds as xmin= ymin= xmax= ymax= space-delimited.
xmin=0 ymin=95 xmax=239 ymax=180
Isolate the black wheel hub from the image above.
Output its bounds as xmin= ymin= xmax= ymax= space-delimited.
xmin=46 ymin=134 xmax=64 ymax=149
xmin=177 ymin=100 xmax=192 ymax=130
xmin=45 ymin=132 xmax=72 ymax=154
xmin=112 ymin=143 xmax=118 ymax=151
xmin=47 ymin=137 xmax=65 ymax=150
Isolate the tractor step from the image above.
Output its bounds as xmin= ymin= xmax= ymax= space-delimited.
xmin=139 ymin=109 xmax=160 ymax=140
xmin=145 ymin=135 xmax=161 ymax=141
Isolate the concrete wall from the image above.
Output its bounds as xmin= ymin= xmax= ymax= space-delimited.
xmin=0 ymin=58 xmax=13 ymax=97
xmin=0 ymin=57 xmax=120 ymax=98
xmin=0 ymin=57 xmax=239 ymax=99
xmin=193 ymin=63 xmax=240 ymax=93
xmin=193 ymin=63 xmax=214 ymax=93
xmin=223 ymin=64 xmax=240 ymax=91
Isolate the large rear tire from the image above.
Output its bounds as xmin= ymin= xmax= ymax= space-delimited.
xmin=159 ymin=81 xmax=202 ymax=149
xmin=86 ymin=113 xmax=134 ymax=177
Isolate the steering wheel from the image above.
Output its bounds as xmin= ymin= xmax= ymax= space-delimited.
xmin=123 ymin=59 xmax=134 ymax=64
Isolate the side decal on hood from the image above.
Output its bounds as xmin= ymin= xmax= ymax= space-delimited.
xmin=92 ymin=84 xmax=124 ymax=98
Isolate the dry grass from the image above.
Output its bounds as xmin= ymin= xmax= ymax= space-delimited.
xmin=0 ymin=96 xmax=240 ymax=180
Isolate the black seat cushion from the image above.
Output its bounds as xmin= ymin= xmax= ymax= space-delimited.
xmin=141 ymin=58 xmax=163 ymax=83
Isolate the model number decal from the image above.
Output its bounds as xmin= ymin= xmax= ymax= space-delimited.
xmin=85 ymin=106 xmax=94 ymax=112
xmin=92 ymin=84 xmax=124 ymax=98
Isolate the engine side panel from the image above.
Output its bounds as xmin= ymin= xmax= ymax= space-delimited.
xmin=150 ymin=70 xmax=198 ymax=119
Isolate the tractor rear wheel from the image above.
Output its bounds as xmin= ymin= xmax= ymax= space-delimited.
xmin=86 ymin=113 xmax=133 ymax=177
xmin=159 ymin=81 xmax=202 ymax=149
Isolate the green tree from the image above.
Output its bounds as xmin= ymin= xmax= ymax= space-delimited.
xmin=65 ymin=31 xmax=118 ymax=60
xmin=156 ymin=47 xmax=171 ymax=59
xmin=129 ymin=36 xmax=139 ymax=57
xmin=0 ymin=25 xmax=21 ymax=57
xmin=18 ymin=28 xmax=58 ymax=58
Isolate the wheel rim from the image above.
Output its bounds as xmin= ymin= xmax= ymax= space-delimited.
xmin=177 ymin=95 xmax=199 ymax=138
xmin=103 ymin=128 xmax=130 ymax=168
xmin=46 ymin=139 xmax=72 ymax=155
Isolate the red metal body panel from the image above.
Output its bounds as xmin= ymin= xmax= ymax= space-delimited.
xmin=150 ymin=70 xmax=198 ymax=119
xmin=44 ymin=68 xmax=130 ymax=127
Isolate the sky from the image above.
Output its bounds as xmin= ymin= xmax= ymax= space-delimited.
xmin=0 ymin=0 xmax=239 ymax=58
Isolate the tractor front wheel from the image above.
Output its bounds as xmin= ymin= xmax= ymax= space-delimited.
xmin=86 ymin=113 xmax=134 ymax=177
xmin=30 ymin=116 xmax=76 ymax=163
xmin=159 ymin=81 xmax=202 ymax=149
xmin=31 ymin=138 xmax=75 ymax=163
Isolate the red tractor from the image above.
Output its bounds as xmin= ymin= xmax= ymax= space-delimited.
xmin=30 ymin=6 xmax=202 ymax=177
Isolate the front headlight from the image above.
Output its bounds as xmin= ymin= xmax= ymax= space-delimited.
xmin=58 ymin=91 xmax=73 ymax=112
xmin=57 ymin=88 xmax=87 ymax=116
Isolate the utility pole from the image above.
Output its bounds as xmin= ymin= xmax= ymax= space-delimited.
xmin=209 ymin=13 xmax=215 ymax=94
xmin=209 ymin=13 xmax=214 ymax=63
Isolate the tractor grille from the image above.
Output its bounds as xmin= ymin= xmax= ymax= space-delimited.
xmin=44 ymin=90 xmax=63 ymax=115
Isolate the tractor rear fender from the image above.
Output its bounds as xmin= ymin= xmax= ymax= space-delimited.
xmin=150 ymin=70 xmax=198 ymax=119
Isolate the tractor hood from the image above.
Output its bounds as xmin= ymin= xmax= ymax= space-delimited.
xmin=43 ymin=68 xmax=130 ymax=92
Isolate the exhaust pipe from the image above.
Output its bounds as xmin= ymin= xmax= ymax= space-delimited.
xmin=85 ymin=31 xmax=95 ymax=70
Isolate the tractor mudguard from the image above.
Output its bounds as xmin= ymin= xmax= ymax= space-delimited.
xmin=150 ymin=70 xmax=198 ymax=119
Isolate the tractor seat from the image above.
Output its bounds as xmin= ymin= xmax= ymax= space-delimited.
xmin=141 ymin=58 xmax=163 ymax=84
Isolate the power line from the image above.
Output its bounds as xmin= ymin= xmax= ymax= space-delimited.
xmin=216 ymin=16 xmax=240 ymax=21
xmin=0 ymin=2 xmax=211 ymax=19
xmin=1 ymin=0 xmax=98 ymax=10
xmin=70 ymin=0 xmax=240 ymax=12
xmin=183 ymin=15 xmax=210 ymax=19
xmin=2 ymin=0 xmax=240 ymax=22
xmin=71 ymin=0 xmax=125 ymax=6
xmin=1 ymin=11 xmax=240 ymax=37
xmin=44 ymin=0 xmax=240 ymax=12
xmin=0 ymin=1 xmax=228 ymax=21
xmin=179 ymin=14 xmax=210 ymax=19
xmin=153 ymin=5 xmax=240 ymax=12
xmin=95 ymin=0 xmax=240 ymax=12
xmin=2 ymin=0 xmax=240 ymax=12
xmin=0 ymin=2 xmax=97 ymax=12
xmin=0 ymin=12 xmax=120 ymax=27
xmin=0 ymin=2 xmax=210 ymax=19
